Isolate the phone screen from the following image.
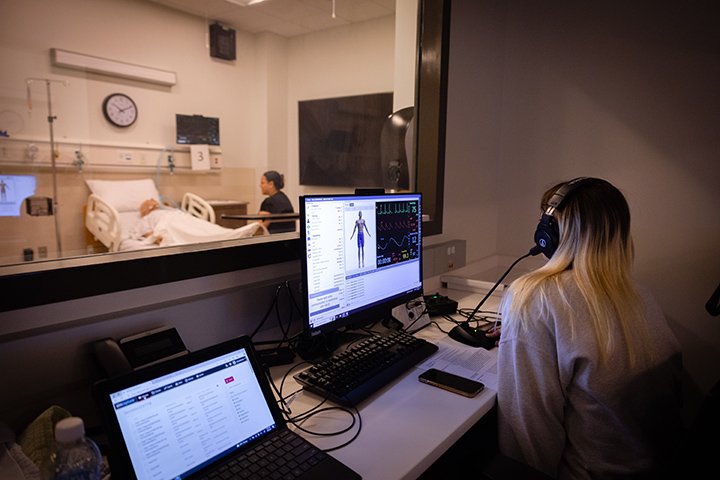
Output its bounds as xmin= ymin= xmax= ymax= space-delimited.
xmin=418 ymin=368 xmax=484 ymax=397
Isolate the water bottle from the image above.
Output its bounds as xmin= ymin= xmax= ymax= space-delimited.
xmin=53 ymin=417 xmax=102 ymax=480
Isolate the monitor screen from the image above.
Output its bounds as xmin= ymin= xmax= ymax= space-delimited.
xmin=176 ymin=114 xmax=220 ymax=145
xmin=300 ymin=192 xmax=423 ymax=337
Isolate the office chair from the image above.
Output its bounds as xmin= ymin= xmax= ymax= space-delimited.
xmin=671 ymin=380 xmax=720 ymax=477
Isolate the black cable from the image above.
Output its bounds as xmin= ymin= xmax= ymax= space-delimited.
xmin=286 ymin=280 xmax=305 ymax=316
xmin=252 ymin=281 xmax=307 ymax=359
xmin=428 ymin=320 xmax=451 ymax=334
xmin=250 ymin=283 xmax=283 ymax=339
xmin=280 ymin=385 xmax=363 ymax=452
xmin=291 ymin=406 xmax=356 ymax=436
xmin=279 ymin=361 xmax=311 ymax=409
xmin=406 ymin=321 xmax=432 ymax=335
xmin=264 ymin=366 xmax=294 ymax=415
xmin=402 ymin=303 xmax=430 ymax=333
xmin=287 ymin=397 xmax=363 ymax=453
xmin=457 ymin=308 xmax=500 ymax=320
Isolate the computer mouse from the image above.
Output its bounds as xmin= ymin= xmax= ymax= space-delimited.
xmin=448 ymin=322 xmax=497 ymax=349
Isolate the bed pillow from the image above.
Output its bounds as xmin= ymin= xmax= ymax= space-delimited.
xmin=86 ymin=179 xmax=160 ymax=213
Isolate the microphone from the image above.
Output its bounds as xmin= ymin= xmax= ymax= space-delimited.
xmin=447 ymin=247 xmax=537 ymax=348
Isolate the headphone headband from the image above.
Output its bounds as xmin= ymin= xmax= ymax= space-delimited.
xmin=544 ymin=176 xmax=590 ymax=212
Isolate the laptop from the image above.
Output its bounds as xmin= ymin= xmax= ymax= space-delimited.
xmin=92 ymin=335 xmax=361 ymax=479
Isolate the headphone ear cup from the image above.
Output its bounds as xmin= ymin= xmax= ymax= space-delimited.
xmin=534 ymin=214 xmax=559 ymax=258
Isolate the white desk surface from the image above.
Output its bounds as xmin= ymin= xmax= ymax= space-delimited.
xmin=270 ymin=288 xmax=503 ymax=480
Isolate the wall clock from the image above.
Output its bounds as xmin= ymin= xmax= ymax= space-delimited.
xmin=102 ymin=93 xmax=137 ymax=127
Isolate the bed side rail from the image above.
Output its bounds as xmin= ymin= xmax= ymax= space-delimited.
xmin=85 ymin=194 xmax=122 ymax=252
xmin=181 ymin=192 xmax=216 ymax=223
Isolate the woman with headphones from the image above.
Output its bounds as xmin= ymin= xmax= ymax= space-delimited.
xmin=495 ymin=178 xmax=683 ymax=479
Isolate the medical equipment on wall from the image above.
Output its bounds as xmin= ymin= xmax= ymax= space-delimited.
xmin=25 ymin=77 xmax=68 ymax=255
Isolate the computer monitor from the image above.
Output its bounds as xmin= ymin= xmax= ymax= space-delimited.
xmin=300 ymin=192 xmax=423 ymax=346
xmin=176 ymin=114 xmax=220 ymax=145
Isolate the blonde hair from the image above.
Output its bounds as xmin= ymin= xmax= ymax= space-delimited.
xmin=502 ymin=178 xmax=651 ymax=366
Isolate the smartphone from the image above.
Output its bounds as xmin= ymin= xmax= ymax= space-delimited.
xmin=418 ymin=368 xmax=485 ymax=398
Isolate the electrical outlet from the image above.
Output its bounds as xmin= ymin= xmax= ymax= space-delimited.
xmin=26 ymin=143 xmax=39 ymax=161
xmin=118 ymin=151 xmax=133 ymax=162
xmin=38 ymin=246 xmax=48 ymax=258
xmin=429 ymin=239 xmax=466 ymax=276
xmin=211 ymin=156 xmax=222 ymax=168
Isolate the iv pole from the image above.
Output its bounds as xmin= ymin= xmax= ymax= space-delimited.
xmin=26 ymin=77 xmax=67 ymax=256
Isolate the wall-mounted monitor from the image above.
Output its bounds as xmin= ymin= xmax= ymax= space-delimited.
xmin=298 ymin=92 xmax=393 ymax=187
xmin=176 ymin=114 xmax=220 ymax=146
xmin=0 ymin=175 xmax=36 ymax=217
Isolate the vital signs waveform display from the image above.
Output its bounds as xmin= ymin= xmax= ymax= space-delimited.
xmin=375 ymin=200 xmax=420 ymax=267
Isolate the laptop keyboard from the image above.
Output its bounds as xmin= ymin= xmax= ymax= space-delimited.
xmin=201 ymin=429 xmax=326 ymax=480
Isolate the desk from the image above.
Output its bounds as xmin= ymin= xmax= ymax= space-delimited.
xmin=271 ymin=288 xmax=502 ymax=480
xmin=222 ymin=212 xmax=300 ymax=222
xmin=223 ymin=212 xmax=299 ymax=233
xmin=206 ymin=200 xmax=249 ymax=227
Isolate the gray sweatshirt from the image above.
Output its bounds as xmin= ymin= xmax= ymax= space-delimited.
xmin=497 ymin=273 xmax=683 ymax=479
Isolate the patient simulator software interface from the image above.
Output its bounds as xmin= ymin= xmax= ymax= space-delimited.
xmin=304 ymin=193 xmax=422 ymax=331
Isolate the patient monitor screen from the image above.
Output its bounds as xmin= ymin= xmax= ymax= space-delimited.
xmin=301 ymin=192 xmax=423 ymax=335
xmin=176 ymin=114 xmax=220 ymax=145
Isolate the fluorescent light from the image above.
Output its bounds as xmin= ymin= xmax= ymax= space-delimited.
xmin=50 ymin=49 xmax=177 ymax=86
xmin=225 ymin=0 xmax=268 ymax=6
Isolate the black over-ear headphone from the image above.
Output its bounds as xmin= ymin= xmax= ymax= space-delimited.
xmin=533 ymin=177 xmax=592 ymax=258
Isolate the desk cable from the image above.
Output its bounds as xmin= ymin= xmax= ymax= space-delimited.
xmin=250 ymin=280 xmax=306 ymax=357
xmin=456 ymin=249 xmax=537 ymax=333
xmin=266 ymin=361 xmax=363 ymax=453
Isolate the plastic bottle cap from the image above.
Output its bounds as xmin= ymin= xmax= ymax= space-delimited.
xmin=55 ymin=417 xmax=85 ymax=443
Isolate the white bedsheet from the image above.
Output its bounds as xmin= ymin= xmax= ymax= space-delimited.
xmin=120 ymin=209 xmax=262 ymax=251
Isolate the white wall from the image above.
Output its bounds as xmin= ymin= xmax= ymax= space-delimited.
xmin=440 ymin=0 xmax=720 ymax=396
xmin=283 ymin=15 xmax=396 ymax=204
xmin=0 ymin=0 xmax=397 ymax=258
xmin=0 ymin=0 xmax=258 ymax=167
xmin=0 ymin=0 xmax=396 ymax=196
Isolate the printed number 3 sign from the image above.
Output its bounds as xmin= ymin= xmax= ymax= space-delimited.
xmin=190 ymin=145 xmax=210 ymax=171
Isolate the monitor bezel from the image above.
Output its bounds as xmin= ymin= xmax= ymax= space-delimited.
xmin=299 ymin=192 xmax=424 ymax=338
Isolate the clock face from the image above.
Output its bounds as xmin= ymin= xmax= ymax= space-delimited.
xmin=102 ymin=93 xmax=137 ymax=127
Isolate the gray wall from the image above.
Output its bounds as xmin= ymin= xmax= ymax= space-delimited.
xmin=0 ymin=262 xmax=301 ymax=432
xmin=436 ymin=0 xmax=720 ymax=398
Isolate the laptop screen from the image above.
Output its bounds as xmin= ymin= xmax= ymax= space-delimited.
xmin=104 ymin=344 xmax=277 ymax=479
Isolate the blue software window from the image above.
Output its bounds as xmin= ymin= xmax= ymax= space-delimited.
xmin=0 ymin=175 xmax=37 ymax=216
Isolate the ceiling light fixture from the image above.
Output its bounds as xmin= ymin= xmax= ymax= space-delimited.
xmin=224 ymin=0 xmax=267 ymax=6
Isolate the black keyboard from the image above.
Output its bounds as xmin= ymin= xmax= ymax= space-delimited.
xmin=201 ymin=429 xmax=326 ymax=480
xmin=293 ymin=330 xmax=439 ymax=406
